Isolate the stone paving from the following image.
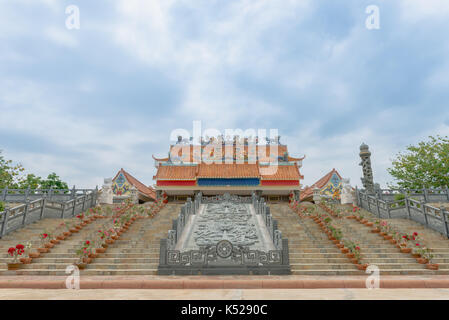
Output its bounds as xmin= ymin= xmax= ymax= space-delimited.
xmin=1 ymin=275 xmax=449 ymax=289
xmin=1 ymin=288 xmax=449 ymax=300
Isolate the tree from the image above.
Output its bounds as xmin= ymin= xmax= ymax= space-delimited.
xmin=17 ymin=174 xmax=43 ymax=189
xmin=388 ymin=136 xmax=449 ymax=189
xmin=0 ymin=150 xmax=25 ymax=189
xmin=40 ymin=173 xmax=69 ymax=190
xmin=0 ymin=150 xmax=69 ymax=190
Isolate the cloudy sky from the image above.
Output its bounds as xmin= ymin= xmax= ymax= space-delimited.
xmin=1 ymin=0 xmax=449 ymax=189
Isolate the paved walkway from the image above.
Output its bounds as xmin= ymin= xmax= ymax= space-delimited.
xmin=1 ymin=275 xmax=449 ymax=289
xmin=1 ymin=288 xmax=449 ymax=300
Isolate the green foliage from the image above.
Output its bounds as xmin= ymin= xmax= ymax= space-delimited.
xmin=388 ymin=136 xmax=449 ymax=189
xmin=1 ymin=150 xmax=69 ymax=190
xmin=0 ymin=150 xmax=25 ymax=188
xmin=39 ymin=173 xmax=69 ymax=190
xmin=0 ymin=201 xmax=4 ymax=212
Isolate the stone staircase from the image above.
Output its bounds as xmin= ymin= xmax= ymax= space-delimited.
xmin=271 ymin=204 xmax=359 ymax=275
xmin=85 ymin=204 xmax=181 ymax=275
xmin=0 ymin=218 xmax=68 ymax=274
xmin=0 ymin=204 xmax=181 ymax=276
xmin=271 ymin=203 xmax=449 ymax=275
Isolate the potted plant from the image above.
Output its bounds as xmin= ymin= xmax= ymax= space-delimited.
xmin=75 ymin=240 xmax=92 ymax=269
xmin=19 ymin=242 xmax=33 ymax=264
xmin=422 ymin=248 xmax=438 ymax=270
xmin=38 ymin=232 xmax=50 ymax=253
xmin=7 ymin=245 xmax=24 ymax=270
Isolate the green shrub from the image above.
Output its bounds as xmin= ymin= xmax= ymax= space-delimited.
xmin=394 ymin=194 xmax=406 ymax=207
xmin=0 ymin=201 xmax=4 ymax=212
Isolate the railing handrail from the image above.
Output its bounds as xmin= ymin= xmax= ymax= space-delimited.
xmin=357 ymin=189 xmax=449 ymax=238
xmin=0 ymin=188 xmax=98 ymax=238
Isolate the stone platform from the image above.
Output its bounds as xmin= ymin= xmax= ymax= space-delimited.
xmin=1 ymin=275 xmax=449 ymax=289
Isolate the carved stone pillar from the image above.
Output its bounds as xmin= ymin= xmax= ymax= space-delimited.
xmin=359 ymin=143 xmax=375 ymax=194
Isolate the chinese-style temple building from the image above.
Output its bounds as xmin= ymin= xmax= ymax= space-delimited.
xmin=152 ymin=139 xmax=305 ymax=202
xmin=300 ymin=168 xmax=343 ymax=202
xmin=111 ymin=168 xmax=157 ymax=203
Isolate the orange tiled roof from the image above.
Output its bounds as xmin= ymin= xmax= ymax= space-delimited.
xmin=300 ymin=169 xmax=342 ymax=201
xmin=113 ymin=168 xmax=157 ymax=200
xmin=259 ymin=164 xmax=301 ymax=180
xmin=154 ymin=165 xmax=197 ymax=180
xmin=162 ymin=144 xmax=291 ymax=163
xmin=197 ymin=163 xmax=260 ymax=178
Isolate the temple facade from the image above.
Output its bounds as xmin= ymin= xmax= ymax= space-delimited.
xmin=152 ymin=139 xmax=304 ymax=202
xmin=300 ymin=168 xmax=343 ymax=202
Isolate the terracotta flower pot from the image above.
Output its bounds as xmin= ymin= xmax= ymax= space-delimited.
xmin=44 ymin=243 xmax=54 ymax=249
xmin=412 ymin=253 xmax=421 ymax=258
xmin=332 ymin=239 xmax=339 ymax=245
xmin=83 ymin=257 xmax=92 ymax=264
xmin=346 ymin=253 xmax=355 ymax=259
xmin=102 ymin=243 xmax=109 ymax=248
xmin=63 ymin=231 xmax=71 ymax=237
xmin=351 ymin=258 xmax=359 ymax=264
xmin=70 ymin=228 xmax=79 ymax=233
xmin=50 ymin=239 xmax=59 ymax=244
xmin=360 ymin=219 xmax=368 ymax=224
xmin=105 ymin=239 xmax=114 ymax=245
xmin=389 ymin=239 xmax=397 ymax=245
xmin=56 ymin=235 xmax=65 ymax=241
xmin=357 ymin=264 xmax=368 ymax=271
xmin=417 ymin=258 xmax=428 ymax=264
xmin=366 ymin=222 xmax=374 ymax=227
xmin=88 ymin=252 xmax=98 ymax=259
xmin=336 ymin=243 xmax=344 ymax=249
xmin=426 ymin=264 xmax=439 ymax=270
xmin=7 ymin=262 xmax=21 ymax=270
xmin=111 ymin=235 xmax=118 ymax=240
xmin=20 ymin=257 xmax=32 ymax=264
xmin=400 ymin=248 xmax=412 ymax=254
xmin=75 ymin=263 xmax=86 ymax=270
xmin=380 ymin=232 xmax=386 ymax=236
xmin=37 ymin=248 xmax=49 ymax=253
xmin=341 ymin=248 xmax=349 ymax=254
xmin=29 ymin=252 xmax=40 ymax=258
xmin=384 ymin=235 xmax=393 ymax=240
xmin=75 ymin=226 xmax=82 ymax=230
xmin=96 ymin=248 xmax=106 ymax=254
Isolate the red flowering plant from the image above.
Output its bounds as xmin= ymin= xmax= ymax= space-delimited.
xmin=39 ymin=231 xmax=51 ymax=247
xmin=75 ymin=240 xmax=92 ymax=264
xmin=96 ymin=229 xmax=110 ymax=247
xmin=8 ymin=244 xmax=25 ymax=263
xmin=399 ymin=233 xmax=412 ymax=248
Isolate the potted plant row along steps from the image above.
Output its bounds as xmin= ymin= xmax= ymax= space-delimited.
xmin=83 ymin=203 xmax=180 ymax=275
xmin=317 ymin=203 xmax=436 ymax=275
xmin=84 ymin=203 xmax=181 ymax=275
xmin=0 ymin=218 xmax=79 ymax=274
xmin=14 ymin=215 xmax=110 ymax=275
xmin=271 ymin=203 xmax=360 ymax=275
xmin=346 ymin=206 xmax=449 ymax=274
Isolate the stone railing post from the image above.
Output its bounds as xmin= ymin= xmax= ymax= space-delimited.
xmin=22 ymin=201 xmax=30 ymax=226
xmin=1 ymin=209 xmax=10 ymax=237
xmin=440 ymin=205 xmax=449 ymax=238
xmin=25 ymin=187 xmax=30 ymax=202
xmin=40 ymin=195 xmax=47 ymax=220
xmin=421 ymin=201 xmax=428 ymax=227
xmin=1 ymin=187 xmax=7 ymax=201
